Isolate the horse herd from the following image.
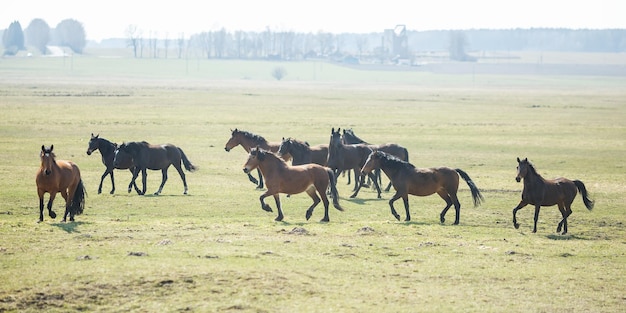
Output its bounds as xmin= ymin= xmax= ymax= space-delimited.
xmin=35 ymin=128 xmax=594 ymax=235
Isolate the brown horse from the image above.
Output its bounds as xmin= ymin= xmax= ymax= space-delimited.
xmin=36 ymin=145 xmax=86 ymax=222
xmin=362 ymin=151 xmax=483 ymax=224
xmin=243 ymin=146 xmax=343 ymax=222
xmin=342 ymin=128 xmax=410 ymax=191
xmin=86 ymin=133 xmax=140 ymax=194
xmin=277 ymin=137 xmax=328 ymax=166
xmin=114 ymin=141 xmax=196 ymax=195
xmin=225 ymin=128 xmax=286 ymax=189
xmin=327 ymin=128 xmax=381 ymax=198
xmin=513 ymin=157 xmax=594 ymax=234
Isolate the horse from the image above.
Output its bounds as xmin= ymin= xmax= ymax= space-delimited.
xmin=114 ymin=141 xmax=197 ymax=195
xmin=277 ymin=137 xmax=328 ymax=166
xmin=243 ymin=146 xmax=343 ymax=222
xmin=327 ymin=128 xmax=381 ymax=198
xmin=361 ymin=151 xmax=483 ymax=224
xmin=513 ymin=157 xmax=594 ymax=234
xmin=342 ymin=128 xmax=410 ymax=191
xmin=225 ymin=128 xmax=287 ymax=189
xmin=36 ymin=145 xmax=86 ymax=222
xmin=86 ymin=133 xmax=140 ymax=194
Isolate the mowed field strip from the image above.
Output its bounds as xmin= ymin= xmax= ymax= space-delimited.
xmin=0 ymin=56 xmax=625 ymax=312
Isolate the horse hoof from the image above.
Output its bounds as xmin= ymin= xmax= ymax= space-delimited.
xmin=37 ymin=220 xmax=43 ymax=223
xmin=404 ymin=218 xmax=411 ymax=222
xmin=440 ymin=218 xmax=445 ymax=224
xmin=109 ymin=191 xmax=114 ymax=195
xmin=275 ymin=216 xmax=283 ymax=222
xmin=262 ymin=205 xmax=273 ymax=212
xmin=98 ymin=190 xmax=102 ymax=194
xmin=514 ymin=223 xmax=520 ymax=229
xmin=49 ymin=212 xmax=57 ymax=219
xmin=320 ymin=218 xmax=329 ymax=223
xmin=394 ymin=215 xmax=401 ymax=221
xmin=305 ymin=211 xmax=313 ymax=220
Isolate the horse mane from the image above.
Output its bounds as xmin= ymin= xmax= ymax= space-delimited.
xmin=287 ymin=138 xmax=311 ymax=152
xmin=521 ymin=159 xmax=541 ymax=177
xmin=239 ymin=130 xmax=268 ymax=144
xmin=343 ymin=128 xmax=369 ymax=144
xmin=377 ymin=151 xmax=415 ymax=171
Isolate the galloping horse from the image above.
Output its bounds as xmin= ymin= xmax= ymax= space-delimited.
xmin=342 ymin=128 xmax=410 ymax=191
xmin=513 ymin=157 xmax=594 ymax=234
xmin=36 ymin=145 xmax=86 ymax=222
xmin=114 ymin=141 xmax=197 ymax=195
xmin=86 ymin=133 xmax=140 ymax=194
xmin=362 ymin=151 xmax=483 ymax=224
xmin=327 ymin=128 xmax=381 ymax=198
xmin=243 ymin=146 xmax=343 ymax=222
xmin=277 ymin=137 xmax=328 ymax=166
xmin=225 ymin=129 xmax=286 ymax=189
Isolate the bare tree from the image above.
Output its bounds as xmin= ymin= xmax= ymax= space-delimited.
xmin=163 ymin=32 xmax=169 ymax=59
xmin=177 ymin=33 xmax=185 ymax=59
xmin=125 ymin=24 xmax=139 ymax=58
xmin=272 ymin=66 xmax=286 ymax=80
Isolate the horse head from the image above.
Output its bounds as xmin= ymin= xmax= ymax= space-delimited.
xmin=516 ymin=157 xmax=529 ymax=182
xmin=362 ymin=151 xmax=383 ymax=174
xmin=86 ymin=133 xmax=100 ymax=155
xmin=225 ymin=128 xmax=242 ymax=152
xmin=40 ymin=145 xmax=55 ymax=175
xmin=244 ymin=146 xmax=266 ymax=173
xmin=277 ymin=137 xmax=292 ymax=157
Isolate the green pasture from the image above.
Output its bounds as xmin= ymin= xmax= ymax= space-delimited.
xmin=0 ymin=56 xmax=625 ymax=312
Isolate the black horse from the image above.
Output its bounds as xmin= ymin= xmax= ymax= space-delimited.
xmin=114 ymin=141 xmax=197 ymax=195
xmin=327 ymin=128 xmax=381 ymax=198
xmin=86 ymin=134 xmax=140 ymax=194
xmin=277 ymin=137 xmax=328 ymax=166
xmin=342 ymin=128 xmax=410 ymax=192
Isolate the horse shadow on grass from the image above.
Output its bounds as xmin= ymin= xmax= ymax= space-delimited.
xmin=51 ymin=221 xmax=90 ymax=233
xmin=546 ymin=234 xmax=589 ymax=241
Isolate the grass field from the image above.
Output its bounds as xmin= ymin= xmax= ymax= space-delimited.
xmin=0 ymin=55 xmax=625 ymax=312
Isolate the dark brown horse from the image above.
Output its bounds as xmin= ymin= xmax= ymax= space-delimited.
xmin=362 ymin=151 xmax=483 ymax=224
xmin=243 ymin=146 xmax=343 ymax=222
xmin=225 ymin=128 xmax=287 ymax=189
xmin=513 ymin=158 xmax=594 ymax=234
xmin=327 ymin=128 xmax=381 ymax=198
xmin=277 ymin=137 xmax=328 ymax=166
xmin=342 ymin=128 xmax=410 ymax=191
xmin=114 ymin=141 xmax=196 ymax=195
xmin=36 ymin=145 xmax=86 ymax=222
xmin=86 ymin=133 xmax=140 ymax=194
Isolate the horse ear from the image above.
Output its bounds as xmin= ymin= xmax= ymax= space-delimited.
xmin=41 ymin=145 xmax=45 ymax=152
xmin=523 ymin=158 xmax=528 ymax=162
xmin=517 ymin=157 xmax=521 ymax=162
xmin=331 ymin=127 xmax=334 ymax=134
xmin=338 ymin=127 xmax=341 ymax=133
xmin=50 ymin=145 xmax=54 ymax=152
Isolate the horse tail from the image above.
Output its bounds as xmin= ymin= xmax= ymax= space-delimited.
xmin=178 ymin=148 xmax=197 ymax=172
xmin=70 ymin=179 xmax=86 ymax=216
xmin=327 ymin=168 xmax=344 ymax=211
xmin=455 ymin=169 xmax=484 ymax=207
xmin=403 ymin=147 xmax=409 ymax=163
xmin=574 ymin=180 xmax=594 ymax=210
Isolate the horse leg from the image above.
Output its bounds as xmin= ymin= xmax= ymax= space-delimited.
xmin=532 ymin=204 xmax=541 ymax=233
xmin=350 ymin=172 xmax=363 ymax=198
xmin=259 ymin=192 xmax=273 ymax=213
xmin=98 ymin=170 xmax=108 ymax=194
xmin=557 ymin=203 xmax=572 ymax=235
xmin=140 ymin=168 xmax=147 ymax=195
xmin=437 ymin=191 xmax=454 ymax=224
xmin=401 ymin=195 xmax=410 ymax=222
xmin=256 ymin=169 xmax=264 ymax=189
xmin=272 ymin=194 xmax=283 ymax=221
xmin=368 ymin=172 xmax=382 ymax=199
xmin=37 ymin=191 xmax=46 ymax=222
xmin=173 ymin=163 xmax=188 ymax=195
xmin=304 ymin=186 xmax=321 ymax=221
xmin=60 ymin=190 xmax=71 ymax=222
xmin=44 ymin=192 xmax=57 ymax=221
xmin=128 ymin=168 xmax=141 ymax=194
xmin=385 ymin=181 xmax=393 ymax=192
xmin=388 ymin=192 xmax=403 ymax=221
xmin=109 ymin=169 xmax=115 ymax=194
xmin=512 ymin=201 xmax=528 ymax=229
xmin=155 ymin=168 xmax=168 ymax=195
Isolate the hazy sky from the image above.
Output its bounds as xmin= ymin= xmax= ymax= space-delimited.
xmin=3 ymin=0 xmax=624 ymax=41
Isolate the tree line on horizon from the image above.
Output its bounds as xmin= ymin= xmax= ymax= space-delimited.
xmin=3 ymin=18 xmax=625 ymax=62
